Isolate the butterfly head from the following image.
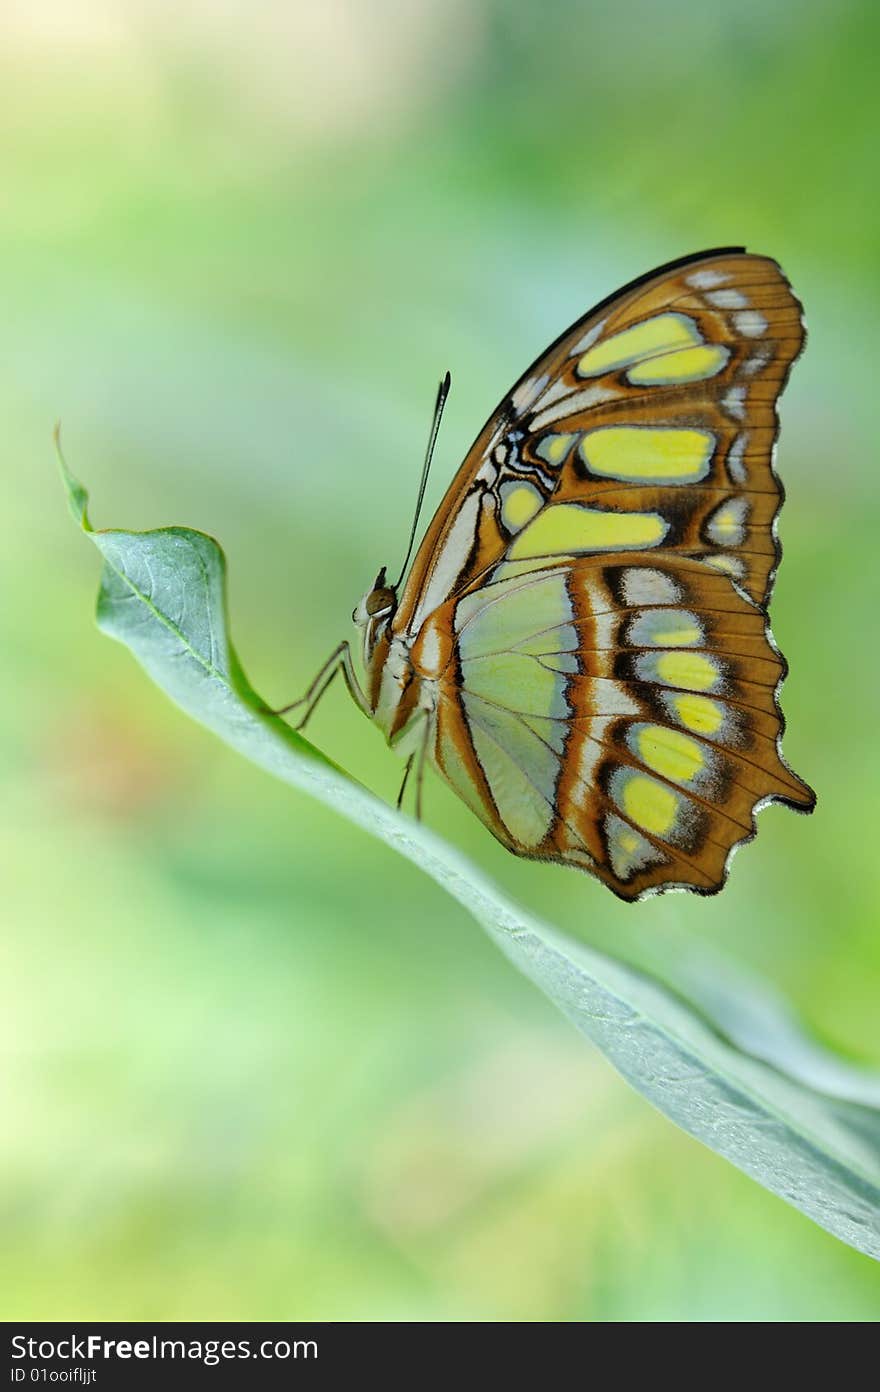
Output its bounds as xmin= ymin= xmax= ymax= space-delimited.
xmin=352 ymin=566 xmax=397 ymax=660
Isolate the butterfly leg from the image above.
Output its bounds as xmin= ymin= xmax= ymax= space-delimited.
xmin=414 ymin=716 xmax=430 ymax=821
xmin=269 ymin=641 xmax=370 ymax=730
xmin=396 ymin=754 xmax=415 ymax=810
xmin=393 ymin=716 xmax=430 ymax=818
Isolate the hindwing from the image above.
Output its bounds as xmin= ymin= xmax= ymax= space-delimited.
xmin=430 ymin=552 xmax=813 ymax=900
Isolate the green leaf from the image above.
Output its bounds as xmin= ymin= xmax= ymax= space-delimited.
xmin=61 ymin=458 xmax=880 ymax=1262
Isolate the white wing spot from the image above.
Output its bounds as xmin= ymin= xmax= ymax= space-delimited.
xmin=597 ymin=682 xmax=643 ymax=716
xmin=707 ymin=288 xmax=747 ymax=309
xmin=511 ymin=374 xmax=550 ymax=413
xmin=627 ymin=608 xmax=703 ymax=648
xmin=734 ymin=310 xmax=768 ymax=338
xmin=726 ymin=433 xmax=748 ymax=485
xmin=687 ymin=269 xmax=729 ymax=289
xmin=620 ymin=567 xmax=682 ymax=607
xmin=705 ymin=553 xmax=746 ymax=579
xmin=418 ymin=623 xmax=443 ymax=676
xmin=707 ymin=497 xmax=750 ymax=547
xmin=570 ymin=319 xmax=606 ymax=356
xmin=409 ymin=490 xmax=480 ymax=632
xmin=583 ymin=576 xmax=617 ymax=676
xmin=569 ymin=718 xmax=612 ymax=806
xmin=723 ymin=386 xmax=747 ymax=421
xmin=605 ymin=812 xmax=665 ymax=880
xmin=742 ymin=346 xmax=773 ymax=376
xmin=531 ymin=384 xmax=614 ymax=430
xmin=535 ymin=377 xmax=573 ymax=410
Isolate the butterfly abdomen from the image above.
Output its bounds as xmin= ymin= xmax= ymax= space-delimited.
xmin=366 ymin=620 xmax=449 ymax=753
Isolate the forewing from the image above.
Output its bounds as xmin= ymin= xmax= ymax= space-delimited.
xmin=395 ymin=247 xmax=803 ymax=636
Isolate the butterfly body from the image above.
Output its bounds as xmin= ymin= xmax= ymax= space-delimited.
xmin=318 ymin=248 xmax=815 ymax=900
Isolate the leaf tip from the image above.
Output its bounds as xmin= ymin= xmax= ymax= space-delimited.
xmin=54 ymin=423 xmax=92 ymax=532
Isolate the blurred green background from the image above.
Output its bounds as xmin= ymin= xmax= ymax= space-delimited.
xmin=3 ymin=0 xmax=879 ymax=1321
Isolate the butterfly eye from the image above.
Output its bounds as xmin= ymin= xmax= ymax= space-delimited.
xmin=366 ymin=587 xmax=396 ymax=617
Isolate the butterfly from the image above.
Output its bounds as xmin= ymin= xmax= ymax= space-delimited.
xmin=284 ymin=248 xmax=815 ymax=901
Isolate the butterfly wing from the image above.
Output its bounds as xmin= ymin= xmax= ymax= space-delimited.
xmin=429 ymin=551 xmax=812 ymax=899
xmin=397 ymin=248 xmax=814 ymax=898
xmin=395 ymin=247 xmax=803 ymax=634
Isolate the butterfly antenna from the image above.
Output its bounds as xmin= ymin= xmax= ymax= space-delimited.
xmin=392 ymin=370 xmax=451 ymax=590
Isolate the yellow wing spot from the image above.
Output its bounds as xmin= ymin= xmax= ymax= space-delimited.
xmin=638 ymin=726 xmax=704 ymax=784
xmin=580 ymin=427 xmax=714 ymax=483
xmin=656 ymin=651 xmax=720 ymax=691
xmin=500 ymin=483 xmax=543 ymax=533
xmin=535 ymin=432 xmax=577 ymax=466
xmin=622 ymin=774 xmax=679 ymax=836
xmin=671 ymin=693 xmax=724 ymax=735
xmin=577 ymin=313 xmax=702 ymax=377
xmin=605 ymin=812 xmax=665 ymax=879
xmin=510 ymin=504 xmax=667 ymax=558
xmin=707 ymin=498 xmax=749 ymax=545
xmin=628 ymin=607 xmax=703 ymax=648
xmin=627 ymin=344 xmax=729 ymax=385
xmin=705 ymin=553 xmax=746 ymax=579
xmin=651 ymin=620 xmax=702 ymax=646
